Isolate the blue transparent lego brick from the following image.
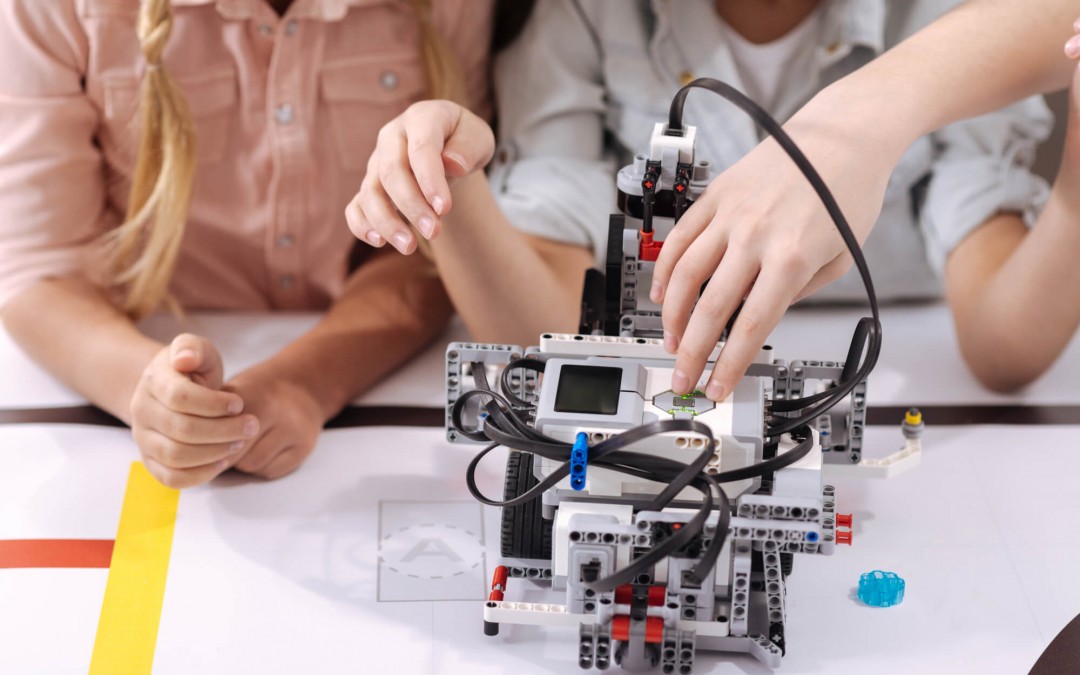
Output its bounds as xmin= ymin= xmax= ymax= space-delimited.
xmin=858 ymin=570 xmax=905 ymax=607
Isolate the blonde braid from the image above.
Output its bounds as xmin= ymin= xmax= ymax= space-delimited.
xmin=409 ymin=0 xmax=467 ymax=104
xmin=107 ymin=0 xmax=197 ymax=318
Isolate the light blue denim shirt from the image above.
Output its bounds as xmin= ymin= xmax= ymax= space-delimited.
xmin=488 ymin=0 xmax=1053 ymax=302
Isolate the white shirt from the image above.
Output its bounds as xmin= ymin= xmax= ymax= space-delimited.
xmin=717 ymin=8 xmax=825 ymax=116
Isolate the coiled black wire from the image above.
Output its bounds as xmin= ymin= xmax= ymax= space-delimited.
xmin=457 ymin=361 xmax=812 ymax=593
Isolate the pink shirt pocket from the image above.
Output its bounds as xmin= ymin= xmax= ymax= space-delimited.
xmin=102 ymin=65 xmax=239 ymax=173
xmin=319 ymin=52 xmax=427 ymax=171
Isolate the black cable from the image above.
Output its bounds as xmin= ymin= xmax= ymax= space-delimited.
xmin=499 ymin=358 xmax=546 ymax=409
xmin=667 ymin=78 xmax=881 ymax=437
xmin=457 ymin=360 xmax=816 ymax=594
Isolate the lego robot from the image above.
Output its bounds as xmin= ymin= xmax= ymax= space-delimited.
xmin=444 ymin=79 xmax=921 ymax=671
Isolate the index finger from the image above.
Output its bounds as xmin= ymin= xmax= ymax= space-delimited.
xmin=146 ymin=367 xmax=244 ymax=418
xmin=701 ymin=264 xmax=807 ymax=401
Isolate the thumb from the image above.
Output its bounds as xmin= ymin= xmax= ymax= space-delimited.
xmin=170 ymin=333 xmax=226 ymax=389
xmin=440 ymin=109 xmax=495 ymax=180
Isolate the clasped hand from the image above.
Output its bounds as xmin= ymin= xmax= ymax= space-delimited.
xmin=130 ymin=334 xmax=322 ymax=488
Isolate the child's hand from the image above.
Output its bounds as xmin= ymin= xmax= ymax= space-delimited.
xmin=345 ymin=100 xmax=495 ymax=255
xmin=223 ymin=366 xmax=324 ymax=481
xmin=650 ymin=122 xmax=893 ymax=401
xmin=130 ymin=334 xmax=258 ymax=488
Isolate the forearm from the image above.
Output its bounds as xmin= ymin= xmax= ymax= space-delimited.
xmin=947 ymin=197 xmax=1080 ymax=391
xmin=794 ymin=0 xmax=1076 ymax=163
xmin=427 ymin=172 xmax=593 ymax=344
xmin=252 ymin=249 xmax=454 ymax=421
xmin=0 ymin=278 xmax=161 ymax=421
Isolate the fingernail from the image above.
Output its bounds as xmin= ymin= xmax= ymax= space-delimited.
xmin=1074 ymin=17 xmax=1080 ymax=31
xmin=243 ymin=419 xmax=258 ymax=438
xmin=229 ymin=440 xmax=244 ymax=453
xmin=663 ymin=331 xmax=679 ymax=354
xmin=672 ymin=370 xmax=690 ymax=394
xmin=175 ymin=349 xmax=196 ymax=361
xmin=431 ymin=195 xmax=445 ymax=215
xmin=1067 ymin=37 xmax=1080 ymax=58
xmin=706 ymin=382 xmax=727 ymax=401
xmin=444 ymin=152 xmax=468 ymax=172
xmin=650 ymin=281 xmax=663 ymax=303
xmin=214 ymin=459 xmax=230 ymax=473
xmin=227 ymin=399 xmax=243 ymax=415
xmin=392 ymin=232 xmax=411 ymax=252
xmin=365 ymin=231 xmax=384 ymax=246
xmin=418 ymin=216 xmax=435 ymax=239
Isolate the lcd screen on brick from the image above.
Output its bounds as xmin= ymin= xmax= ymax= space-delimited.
xmin=554 ymin=365 xmax=622 ymax=415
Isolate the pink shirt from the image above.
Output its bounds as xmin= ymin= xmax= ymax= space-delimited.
xmin=0 ymin=0 xmax=492 ymax=311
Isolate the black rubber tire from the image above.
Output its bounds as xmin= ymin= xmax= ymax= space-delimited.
xmin=500 ymin=451 xmax=553 ymax=560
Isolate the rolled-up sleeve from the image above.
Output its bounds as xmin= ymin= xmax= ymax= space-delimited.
xmin=487 ymin=0 xmax=615 ymax=266
xmin=0 ymin=0 xmax=109 ymax=311
xmin=920 ymin=95 xmax=1053 ymax=273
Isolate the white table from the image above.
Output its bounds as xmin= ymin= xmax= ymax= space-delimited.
xmin=2 ymin=304 xmax=1079 ymax=674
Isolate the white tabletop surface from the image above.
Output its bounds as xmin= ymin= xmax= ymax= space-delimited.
xmin=2 ymin=304 xmax=1080 ymax=674
xmin=2 ymin=422 xmax=1078 ymax=674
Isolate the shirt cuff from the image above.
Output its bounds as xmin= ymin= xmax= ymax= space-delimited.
xmin=920 ymin=155 xmax=1050 ymax=274
xmin=489 ymin=153 xmax=617 ymax=267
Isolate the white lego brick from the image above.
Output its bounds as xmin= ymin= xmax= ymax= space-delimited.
xmin=649 ymin=122 xmax=697 ymax=164
xmin=540 ymin=333 xmax=723 ymax=362
xmin=714 ymin=436 xmax=754 ymax=498
xmin=772 ymin=432 xmax=824 ymax=499
xmin=824 ymin=438 xmax=922 ymax=479
xmin=484 ymin=601 xmax=589 ymax=629
xmin=554 ymin=502 xmax=634 ymax=578
xmin=728 ymin=517 xmax=821 ymax=544
xmin=737 ymin=494 xmax=824 ymax=520
xmin=679 ymin=617 xmax=730 ymax=638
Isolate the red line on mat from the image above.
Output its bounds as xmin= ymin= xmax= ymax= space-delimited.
xmin=0 ymin=539 xmax=115 ymax=569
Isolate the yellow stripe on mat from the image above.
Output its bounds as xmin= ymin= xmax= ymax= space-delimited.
xmin=90 ymin=462 xmax=180 ymax=674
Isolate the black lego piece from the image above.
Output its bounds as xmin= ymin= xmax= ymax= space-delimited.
xmin=604 ymin=214 xmax=627 ymax=336
xmin=500 ymin=451 xmax=553 ymax=560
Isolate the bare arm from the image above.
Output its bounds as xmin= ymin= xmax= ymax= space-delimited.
xmin=209 ymin=246 xmax=455 ymax=481
xmin=244 ymin=245 xmax=455 ymax=423
xmin=1 ymin=278 xmax=162 ymax=422
xmin=805 ymin=0 xmax=1076 ymax=154
xmin=946 ymin=67 xmax=1080 ymax=392
xmin=425 ymin=173 xmax=592 ymax=343
xmin=945 ymin=208 xmax=1080 ymax=392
